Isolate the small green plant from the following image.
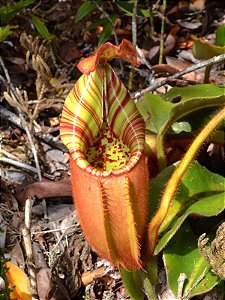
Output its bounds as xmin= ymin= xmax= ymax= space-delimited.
xmin=0 ymin=0 xmax=54 ymax=42
xmin=0 ymin=25 xmax=18 ymax=42
xmin=0 ymin=0 xmax=36 ymax=41
xmin=31 ymin=15 xmax=54 ymax=41
xmin=0 ymin=0 xmax=36 ymax=25
xmin=75 ymin=0 xmax=152 ymax=46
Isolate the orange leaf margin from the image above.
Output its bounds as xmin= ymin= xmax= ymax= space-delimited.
xmin=77 ymin=39 xmax=141 ymax=75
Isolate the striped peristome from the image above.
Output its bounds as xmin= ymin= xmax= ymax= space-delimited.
xmin=60 ymin=63 xmax=145 ymax=177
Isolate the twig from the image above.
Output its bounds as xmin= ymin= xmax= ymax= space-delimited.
xmin=32 ymin=224 xmax=76 ymax=235
xmin=136 ymin=46 xmax=152 ymax=70
xmin=0 ymin=106 xmax=22 ymax=128
xmin=22 ymin=198 xmax=38 ymax=299
xmin=1 ymin=106 xmax=67 ymax=152
xmin=1 ymin=149 xmax=21 ymax=161
xmin=128 ymin=0 xmax=138 ymax=90
xmin=135 ymin=46 xmax=154 ymax=84
xmin=35 ymin=132 xmax=67 ymax=152
xmin=0 ymin=56 xmax=22 ymax=104
xmin=0 ymin=157 xmax=38 ymax=174
xmin=20 ymin=115 xmax=42 ymax=181
xmin=4 ymin=87 xmax=46 ymax=217
xmin=133 ymin=53 xmax=225 ymax=100
xmin=1 ymin=57 xmax=48 ymax=221
xmin=159 ymin=0 xmax=166 ymax=64
xmin=0 ymin=56 xmax=11 ymax=83
xmin=132 ymin=0 xmax=138 ymax=48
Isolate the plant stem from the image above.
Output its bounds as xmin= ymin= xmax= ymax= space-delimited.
xmin=204 ymin=65 xmax=212 ymax=83
xmin=148 ymin=0 xmax=155 ymax=36
xmin=128 ymin=0 xmax=138 ymax=90
xmin=120 ymin=267 xmax=158 ymax=300
xmin=159 ymin=0 xmax=167 ymax=64
xmin=146 ymin=256 xmax=158 ymax=285
xmin=120 ymin=268 xmax=145 ymax=300
xmin=141 ymin=270 xmax=158 ymax=300
xmin=148 ymin=106 xmax=225 ymax=255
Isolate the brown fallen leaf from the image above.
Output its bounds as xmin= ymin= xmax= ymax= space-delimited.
xmin=33 ymin=242 xmax=52 ymax=300
xmin=15 ymin=179 xmax=72 ymax=205
xmin=1 ymin=178 xmax=18 ymax=210
xmin=152 ymin=63 xmax=179 ymax=75
xmin=81 ymin=266 xmax=106 ymax=286
xmin=165 ymin=56 xmax=197 ymax=81
xmin=59 ymin=40 xmax=81 ymax=63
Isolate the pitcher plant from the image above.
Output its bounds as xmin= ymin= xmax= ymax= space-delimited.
xmin=60 ymin=39 xmax=149 ymax=270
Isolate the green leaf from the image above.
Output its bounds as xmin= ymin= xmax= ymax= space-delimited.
xmin=192 ymin=36 xmax=225 ymax=60
xmin=149 ymin=161 xmax=225 ymax=255
xmin=163 ymin=84 xmax=225 ymax=102
xmin=137 ymin=93 xmax=173 ymax=132
xmin=116 ymin=1 xmax=153 ymax=17
xmin=162 ymin=84 xmax=225 ymax=133
xmin=171 ymin=121 xmax=192 ymax=133
xmin=116 ymin=1 xmax=134 ymax=17
xmin=0 ymin=25 xmax=18 ymax=42
xmin=138 ymin=84 xmax=225 ymax=134
xmin=142 ymin=84 xmax=225 ymax=168
xmin=31 ymin=15 xmax=54 ymax=41
xmin=85 ymin=17 xmax=107 ymax=32
xmin=98 ymin=14 xmax=116 ymax=46
xmin=74 ymin=1 xmax=95 ymax=23
xmin=120 ymin=268 xmax=145 ymax=300
xmin=163 ymin=222 xmax=221 ymax=298
xmin=161 ymin=85 xmax=225 ymax=134
xmin=215 ymin=24 xmax=225 ymax=47
xmin=140 ymin=8 xmax=152 ymax=18
xmin=0 ymin=0 xmax=36 ymax=25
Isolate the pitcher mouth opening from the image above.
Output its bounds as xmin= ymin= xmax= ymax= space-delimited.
xmin=72 ymin=121 xmax=144 ymax=177
xmin=60 ymin=64 xmax=145 ymax=177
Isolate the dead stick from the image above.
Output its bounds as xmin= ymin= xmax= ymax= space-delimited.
xmin=1 ymin=106 xmax=67 ymax=152
xmin=0 ymin=157 xmax=38 ymax=174
xmin=133 ymin=53 xmax=225 ymax=100
xmin=22 ymin=198 xmax=38 ymax=299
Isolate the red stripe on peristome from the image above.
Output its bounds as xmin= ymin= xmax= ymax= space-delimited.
xmin=75 ymin=69 xmax=102 ymax=102
xmin=110 ymin=93 xmax=131 ymax=129
xmin=60 ymin=116 xmax=94 ymax=149
xmin=62 ymin=97 xmax=102 ymax=136
xmin=89 ymin=68 xmax=103 ymax=96
xmin=107 ymin=71 xmax=122 ymax=106
xmin=72 ymin=82 xmax=103 ymax=130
